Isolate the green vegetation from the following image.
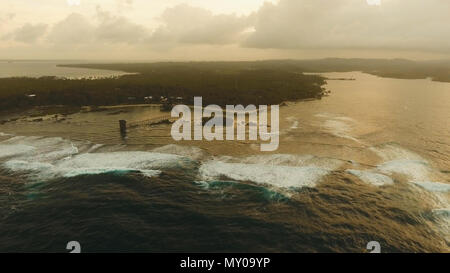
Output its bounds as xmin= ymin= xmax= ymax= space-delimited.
xmin=287 ymin=58 xmax=450 ymax=82
xmin=0 ymin=62 xmax=326 ymax=111
xmin=62 ymin=58 xmax=450 ymax=82
xmin=1 ymin=58 xmax=448 ymax=112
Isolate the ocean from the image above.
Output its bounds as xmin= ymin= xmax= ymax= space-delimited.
xmin=0 ymin=72 xmax=449 ymax=252
xmin=0 ymin=61 xmax=133 ymax=79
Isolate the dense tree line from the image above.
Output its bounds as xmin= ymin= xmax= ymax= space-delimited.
xmin=0 ymin=64 xmax=326 ymax=110
xmin=65 ymin=59 xmax=450 ymax=82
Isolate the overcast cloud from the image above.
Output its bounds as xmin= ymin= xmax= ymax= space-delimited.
xmin=149 ymin=4 xmax=252 ymax=46
xmin=1 ymin=0 xmax=450 ymax=59
xmin=244 ymin=0 xmax=450 ymax=52
xmin=4 ymin=23 xmax=47 ymax=43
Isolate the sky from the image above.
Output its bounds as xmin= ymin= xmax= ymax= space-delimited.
xmin=1 ymin=0 xmax=450 ymax=61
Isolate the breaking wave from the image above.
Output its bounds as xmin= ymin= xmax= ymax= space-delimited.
xmin=198 ymin=154 xmax=344 ymax=189
xmin=0 ymin=136 xmax=191 ymax=180
xmin=346 ymin=169 xmax=394 ymax=186
xmin=199 ymin=161 xmax=330 ymax=189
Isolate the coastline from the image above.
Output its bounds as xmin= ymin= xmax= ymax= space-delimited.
xmin=61 ymin=59 xmax=450 ymax=83
xmin=1 ymin=71 xmax=449 ymax=252
xmin=0 ymin=64 xmax=327 ymax=113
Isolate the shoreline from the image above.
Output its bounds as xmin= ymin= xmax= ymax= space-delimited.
xmin=0 ymin=97 xmax=303 ymax=126
xmin=61 ymin=59 xmax=450 ymax=83
xmin=0 ymin=64 xmax=327 ymax=112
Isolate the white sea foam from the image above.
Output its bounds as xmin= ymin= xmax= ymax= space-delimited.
xmin=323 ymin=120 xmax=351 ymax=135
xmin=1 ymin=136 xmax=65 ymax=147
xmin=0 ymin=136 xmax=81 ymax=163
xmin=4 ymin=158 xmax=164 ymax=179
xmin=34 ymin=144 xmax=79 ymax=161
xmin=1 ymin=138 xmax=188 ymax=179
xmin=333 ymin=116 xmax=356 ymax=122
xmin=413 ymin=182 xmax=450 ymax=193
xmin=376 ymin=159 xmax=432 ymax=181
xmin=317 ymin=114 xmax=360 ymax=142
xmin=140 ymin=170 xmax=162 ymax=178
xmin=57 ymin=152 xmax=185 ymax=170
xmin=370 ymin=143 xmax=424 ymax=162
xmin=433 ymin=208 xmax=450 ymax=218
xmin=86 ymin=144 xmax=104 ymax=153
xmin=3 ymin=160 xmax=54 ymax=173
xmin=1 ymin=136 xmax=26 ymax=143
xmin=315 ymin=113 xmax=333 ymax=119
xmin=199 ymin=161 xmax=330 ymax=189
xmin=375 ymin=159 xmax=450 ymax=236
xmin=152 ymin=144 xmax=207 ymax=161
xmin=234 ymin=154 xmax=344 ymax=170
xmin=346 ymin=169 xmax=394 ymax=186
xmin=63 ymin=168 xmax=161 ymax=178
xmin=432 ymin=208 xmax=450 ymax=244
xmin=199 ymin=154 xmax=343 ymax=189
xmin=63 ymin=168 xmax=138 ymax=178
xmin=237 ymin=154 xmax=314 ymax=166
xmin=0 ymin=144 xmax=35 ymax=158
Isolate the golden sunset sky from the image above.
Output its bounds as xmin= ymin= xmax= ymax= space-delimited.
xmin=1 ymin=0 xmax=449 ymax=60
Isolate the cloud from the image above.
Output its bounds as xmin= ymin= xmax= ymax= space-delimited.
xmin=243 ymin=0 xmax=450 ymax=52
xmin=0 ymin=12 xmax=15 ymax=24
xmin=149 ymin=4 xmax=252 ymax=46
xmin=48 ymin=13 xmax=95 ymax=44
xmin=115 ymin=0 xmax=134 ymax=10
xmin=3 ymin=0 xmax=450 ymax=59
xmin=95 ymin=7 xmax=149 ymax=43
xmin=67 ymin=0 xmax=81 ymax=7
xmin=7 ymin=23 xmax=47 ymax=43
xmin=47 ymin=10 xmax=148 ymax=45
